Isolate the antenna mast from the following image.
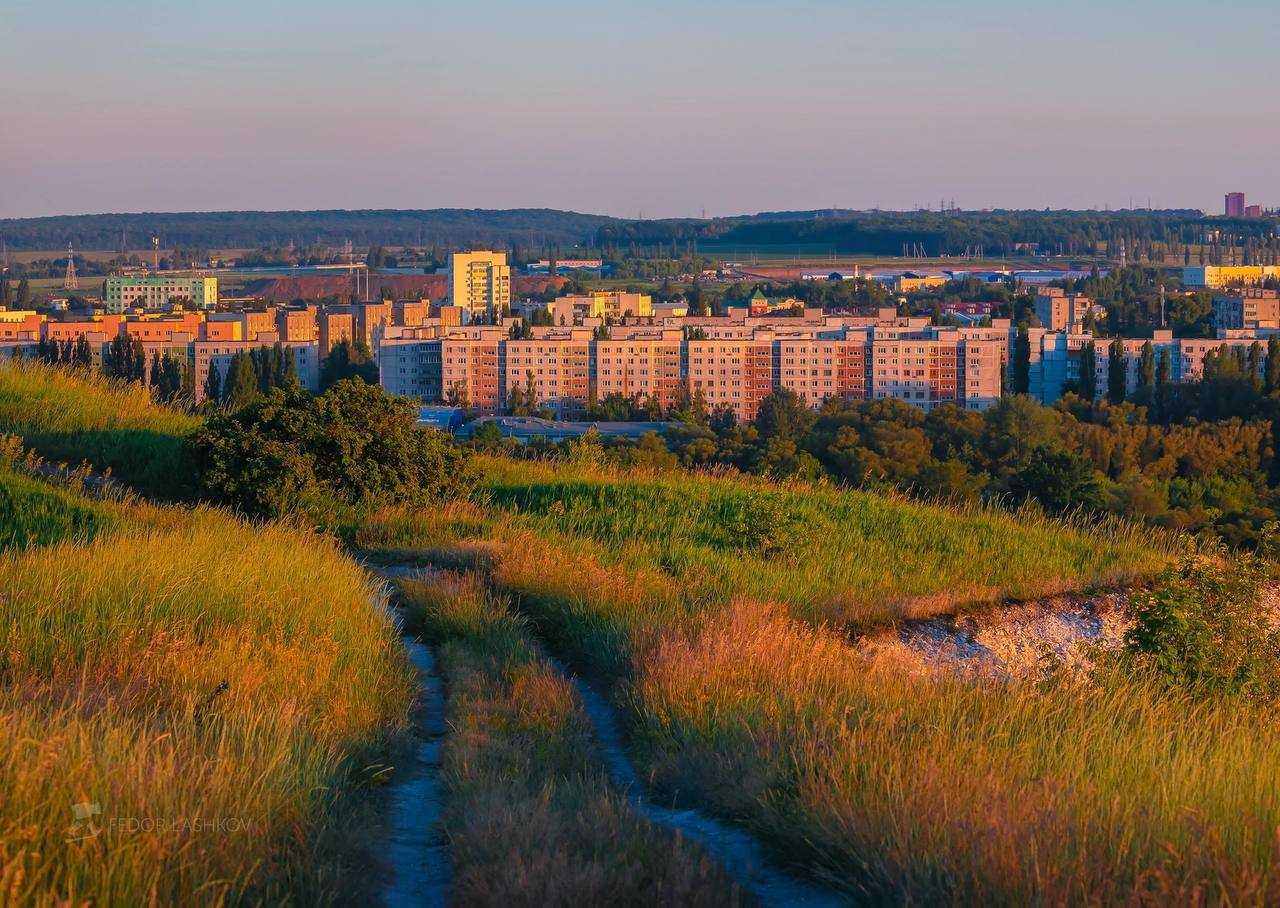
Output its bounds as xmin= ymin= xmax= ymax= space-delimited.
xmin=64 ymin=242 xmax=79 ymax=289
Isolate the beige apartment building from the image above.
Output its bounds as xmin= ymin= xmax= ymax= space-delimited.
xmin=686 ymin=338 xmax=774 ymax=421
xmin=1034 ymin=288 xmax=1103 ymax=333
xmin=1214 ymin=288 xmax=1280 ymax=331
xmin=502 ymin=332 xmax=593 ymax=417
xmin=449 ymin=251 xmax=511 ymax=317
xmin=595 ymin=331 xmax=684 ymax=412
xmin=548 ymin=292 xmax=653 ymax=325
xmin=440 ymin=328 xmax=504 ymax=410
xmin=193 ymin=335 xmax=320 ymax=403
xmin=777 ymin=338 xmax=866 ymax=407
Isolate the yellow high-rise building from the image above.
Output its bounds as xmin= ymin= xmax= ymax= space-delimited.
xmin=449 ymin=251 xmax=511 ymax=317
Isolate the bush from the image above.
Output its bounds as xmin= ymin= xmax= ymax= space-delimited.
xmin=1121 ymin=553 xmax=1280 ymax=700
xmin=189 ymin=380 xmax=476 ymax=518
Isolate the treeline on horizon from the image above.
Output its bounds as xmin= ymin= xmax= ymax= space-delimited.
xmin=598 ymin=210 xmax=1280 ymax=258
xmin=6 ymin=207 xmax=1279 ymax=259
xmin=0 ymin=208 xmax=616 ymax=252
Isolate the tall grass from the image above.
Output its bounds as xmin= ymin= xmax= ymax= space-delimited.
xmin=476 ymin=457 xmax=1179 ymax=627
xmin=0 ymin=467 xmax=117 ymax=550
xmin=359 ymin=461 xmax=1280 ymax=903
xmin=0 ymin=501 xmax=415 ymax=906
xmin=0 ymin=362 xmax=198 ymax=497
xmin=393 ymin=572 xmax=744 ymax=906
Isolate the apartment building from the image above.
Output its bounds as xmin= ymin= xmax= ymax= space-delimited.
xmin=0 ymin=310 xmax=42 ymax=340
xmin=193 ymin=335 xmax=320 ymax=403
xmin=548 ymin=291 xmax=653 ymax=325
xmin=449 ymin=251 xmax=511 ymax=317
xmin=1214 ymin=288 xmax=1280 ymax=331
xmin=319 ymin=310 xmax=355 ymax=356
xmin=1184 ymin=266 xmax=1280 ymax=289
xmin=870 ymin=336 xmax=959 ymax=408
xmin=776 ymin=337 xmax=866 ymax=406
xmin=104 ymin=276 xmax=218 ymax=313
xmin=1034 ymin=288 xmax=1102 ymax=333
xmin=502 ymin=332 xmax=593 ymax=417
xmin=440 ymin=329 xmax=504 ymax=411
xmin=380 ymin=335 xmax=443 ymax=401
xmin=276 ymin=306 xmax=319 ymax=343
xmin=594 ymin=331 xmax=684 ymax=412
xmin=686 ymin=337 xmax=773 ymax=421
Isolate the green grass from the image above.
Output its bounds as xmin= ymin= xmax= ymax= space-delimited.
xmin=392 ymin=571 xmax=745 ymax=906
xmin=460 ymin=457 xmax=1179 ymax=629
xmin=0 ymin=362 xmax=199 ymax=498
xmin=0 ymin=467 xmax=117 ymax=550
xmin=0 ymin=481 xmax=415 ymax=906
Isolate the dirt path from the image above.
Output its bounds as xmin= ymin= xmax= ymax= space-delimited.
xmin=371 ymin=567 xmax=450 ymax=908
xmin=373 ymin=560 xmax=843 ymax=907
xmin=548 ymin=658 xmax=844 ymax=908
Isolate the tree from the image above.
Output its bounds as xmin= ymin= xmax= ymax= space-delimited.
xmin=1248 ymin=341 xmax=1264 ymax=392
xmin=1134 ymin=341 xmax=1156 ymax=409
xmin=687 ymin=278 xmax=708 ymax=317
xmin=1079 ymin=341 xmax=1098 ymax=403
xmin=1155 ymin=348 xmax=1173 ymax=418
xmin=74 ymin=335 xmax=92 ymax=368
xmin=1121 ymin=554 xmax=1280 ymax=701
xmin=189 ymin=381 xmax=477 ymax=519
xmin=506 ymin=370 xmax=541 ymax=417
xmin=1107 ymin=338 xmax=1127 ymax=404
xmin=15 ymin=278 xmax=30 ymax=308
xmin=319 ymin=338 xmax=378 ymax=390
xmin=982 ymin=394 xmax=1061 ymax=473
xmin=445 ymin=380 xmax=470 ymax=411
xmin=755 ymin=388 xmax=817 ymax=445
xmin=222 ymin=351 xmax=260 ymax=410
xmin=469 ymin=419 xmax=506 ymax=450
xmin=1012 ymin=326 xmax=1031 ymax=395
xmin=203 ymin=361 xmax=222 ymax=406
xmin=1266 ymin=335 xmax=1280 ymax=395
xmin=1006 ymin=445 xmax=1103 ymax=514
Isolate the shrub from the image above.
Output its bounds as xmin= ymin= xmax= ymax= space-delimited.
xmin=190 ymin=380 xmax=476 ymax=518
xmin=1122 ymin=553 xmax=1280 ymax=700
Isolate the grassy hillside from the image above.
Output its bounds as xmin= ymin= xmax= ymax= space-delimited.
xmin=0 ymin=468 xmax=414 ymax=906
xmin=0 ymin=363 xmax=197 ymax=498
xmin=355 ymin=460 xmax=1280 ymax=904
xmin=365 ymin=457 xmax=1181 ymax=630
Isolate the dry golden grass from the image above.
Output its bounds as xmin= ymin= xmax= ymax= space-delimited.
xmin=0 ymin=505 xmax=414 ymax=907
xmin=632 ymin=601 xmax=1280 ymax=904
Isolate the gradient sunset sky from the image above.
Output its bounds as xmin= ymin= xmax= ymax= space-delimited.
xmin=5 ymin=0 xmax=1276 ymax=219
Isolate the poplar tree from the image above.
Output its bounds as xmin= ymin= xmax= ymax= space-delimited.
xmin=1107 ymin=338 xmax=1127 ymax=404
xmin=1079 ymin=341 xmax=1098 ymax=402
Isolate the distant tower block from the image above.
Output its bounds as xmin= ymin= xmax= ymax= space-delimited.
xmin=64 ymin=242 xmax=79 ymax=289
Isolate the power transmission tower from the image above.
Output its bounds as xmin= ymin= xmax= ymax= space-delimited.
xmin=64 ymin=243 xmax=79 ymax=289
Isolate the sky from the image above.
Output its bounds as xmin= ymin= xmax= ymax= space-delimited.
xmin=3 ymin=0 xmax=1277 ymax=220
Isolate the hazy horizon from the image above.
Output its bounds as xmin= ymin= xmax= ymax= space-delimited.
xmin=6 ymin=0 xmax=1276 ymax=220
